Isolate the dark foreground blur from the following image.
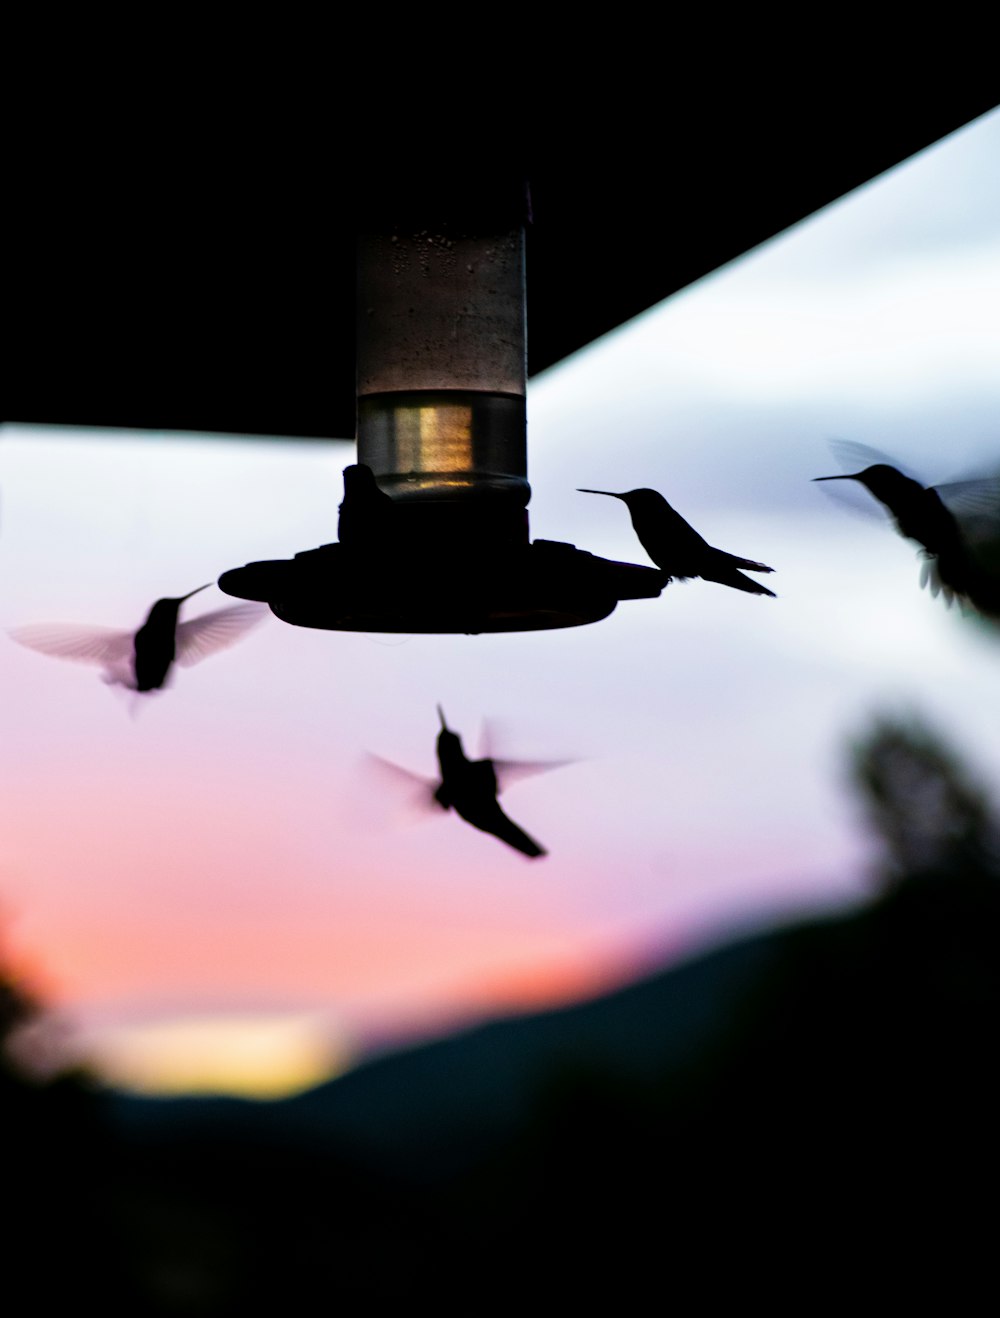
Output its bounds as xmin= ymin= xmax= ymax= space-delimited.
xmin=4 ymin=714 xmax=998 ymax=1311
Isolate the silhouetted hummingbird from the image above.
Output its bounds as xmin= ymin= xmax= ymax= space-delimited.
xmin=813 ymin=441 xmax=1000 ymax=612
xmin=362 ymin=711 xmax=568 ymax=853
xmin=337 ymin=463 xmax=396 ymax=548
xmin=434 ymin=707 xmax=548 ymax=858
xmin=578 ymin=487 xmax=776 ymax=596
xmin=10 ymin=585 xmax=267 ymax=692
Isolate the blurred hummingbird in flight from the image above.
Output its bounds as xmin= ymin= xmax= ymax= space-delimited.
xmin=363 ymin=709 xmax=569 ymax=858
xmin=10 ymin=585 xmax=267 ymax=693
xmin=813 ymin=440 xmax=1000 ymax=613
xmin=578 ymin=486 xmax=776 ymax=596
xmin=434 ymin=707 xmax=549 ymax=858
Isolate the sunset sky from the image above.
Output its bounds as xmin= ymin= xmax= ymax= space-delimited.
xmin=2 ymin=107 xmax=998 ymax=1097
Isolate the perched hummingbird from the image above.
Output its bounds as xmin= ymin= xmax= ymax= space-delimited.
xmin=337 ymin=463 xmax=396 ymax=548
xmin=10 ymin=585 xmax=267 ymax=693
xmin=579 ymin=487 xmax=776 ymax=596
xmin=434 ymin=707 xmax=548 ymax=858
xmin=813 ymin=441 xmax=1000 ymax=613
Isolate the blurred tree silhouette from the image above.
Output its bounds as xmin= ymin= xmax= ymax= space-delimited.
xmin=1 ymin=934 xmax=142 ymax=1310
xmin=0 ymin=956 xmax=36 ymax=1061
xmin=850 ymin=711 xmax=1000 ymax=880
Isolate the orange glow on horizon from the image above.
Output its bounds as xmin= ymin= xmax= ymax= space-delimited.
xmin=67 ymin=945 xmax=657 ymax=1100
xmin=450 ymin=948 xmax=645 ymax=1016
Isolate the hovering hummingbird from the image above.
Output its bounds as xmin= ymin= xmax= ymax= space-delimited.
xmin=337 ymin=463 xmax=396 ymax=548
xmin=579 ymin=487 xmax=776 ymax=596
xmin=434 ymin=707 xmax=549 ymax=858
xmin=813 ymin=441 xmax=1000 ymax=613
xmin=10 ymin=585 xmax=267 ymax=693
xmin=363 ymin=709 xmax=568 ymax=858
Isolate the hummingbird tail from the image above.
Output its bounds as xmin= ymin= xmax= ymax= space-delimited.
xmin=704 ymin=548 xmax=776 ymax=595
xmin=738 ymin=577 xmax=777 ymax=597
xmin=488 ymin=811 xmax=547 ymax=857
xmin=709 ymin=570 xmax=777 ymax=597
xmin=716 ymin=551 xmax=774 ymax=574
xmin=517 ymin=835 xmax=547 ymax=859
xmin=456 ymin=801 xmax=548 ymax=858
xmin=499 ymin=822 xmax=547 ymax=858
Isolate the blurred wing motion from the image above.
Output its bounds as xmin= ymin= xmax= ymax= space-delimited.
xmin=363 ymin=752 xmax=436 ymax=798
xmin=817 ymin=439 xmax=919 ymax=524
xmin=827 ymin=438 xmax=920 ymax=479
xmin=477 ymin=717 xmax=577 ymax=792
xmin=358 ymin=753 xmax=440 ymax=824
xmin=827 ymin=439 xmax=1000 ymax=525
xmin=175 ymin=604 xmax=269 ymax=667
xmin=934 ymin=476 xmax=1000 ymax=527
xmin=9 ymin=623 xmax=135 ymax=666
xmin=491 ymin=756 xmax=577 ymax=792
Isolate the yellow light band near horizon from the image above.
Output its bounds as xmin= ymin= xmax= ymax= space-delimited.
xmin=83 ymin=1014 xmax=351 ymax=1099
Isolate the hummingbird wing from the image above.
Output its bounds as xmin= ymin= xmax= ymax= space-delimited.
xmin=490 ymin=757 xmax=576 ymax=793
xmin=933 ymin=476 xmax=1000 ymax=528
xmin=923 ymin=478 xmax=1000 ymax=616
xmin=826 ymin=438 xmax=923 ymax=480
xmin=9 ymin=623 xmax=135 ymax=666
xmin=817 ymin=439 xmax=924 ymax=524
xmin=174 ymin=604 xmax=268 ymax=667
xmin=477 ymin=717 xmax=576 ymax=792
xmin=816 ymin=437 xmax=932 ymax=529
xmin=363 ymin=752 xmax=436 ymax=795
xmin=354 ymin=753 xmax=441 ymax=826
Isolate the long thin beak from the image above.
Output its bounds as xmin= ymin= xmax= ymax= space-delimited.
xmin=812 ymin=475 xmax=856 ymax=482
xmin=437 ymin=704 xmax=449 ymax=731
xmin=181 ymin=583 xmax=213 ymax=600
xmin=577 ymin=488 xmax=623 ymax=499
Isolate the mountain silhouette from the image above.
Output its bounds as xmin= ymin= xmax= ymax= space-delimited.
xmin=108 ymin=929 xmax=777 ymax=1176
xmin=102 ymin=854 xmax=999 ymax=1308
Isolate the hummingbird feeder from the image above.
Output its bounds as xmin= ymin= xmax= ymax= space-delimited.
xmin=219 ymin=169 xmax=664 ymax=633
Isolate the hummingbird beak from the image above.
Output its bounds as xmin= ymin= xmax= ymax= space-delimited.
xmin=577 ymin=488 xmax=624 ymax=499
xmin=812 ymin=475 xmax=857 ymax=482
xmin=180 ymin=583 xmax=213 ymax=600
xmin=437 ymin=704 xmax=449 ymax=731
